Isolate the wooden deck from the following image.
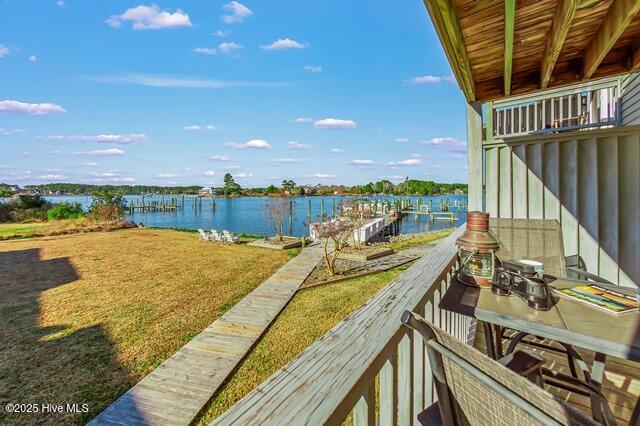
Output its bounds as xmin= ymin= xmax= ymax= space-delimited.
xmin=90 ymin=243 xmax=325 ymax=426
xmin=474 ymin=322 xmax=640 ymax=424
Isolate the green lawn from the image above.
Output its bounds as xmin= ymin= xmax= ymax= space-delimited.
xmin=380 ymin=228 xmax=453 ymax=251
xmin=197 ymin=263 xmax=411 ymax=423
xmin=0 ymin=229 xmax=291 ymax=425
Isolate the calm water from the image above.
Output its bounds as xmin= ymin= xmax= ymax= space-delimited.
xmin=45 ymin=195 xmax=468 ymax=237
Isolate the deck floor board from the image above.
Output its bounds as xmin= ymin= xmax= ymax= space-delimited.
xmin=474 ymin=322 xmax=640 ymax=424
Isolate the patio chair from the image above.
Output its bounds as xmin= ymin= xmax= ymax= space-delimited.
xmin=401 ymin=310 xmax=600 ymax=426
xmin=222 ymin=230 xmax=239 ymax=243
xmin=198 ymin=229 xmax=211 ymax=241
xmin=210 ymin=229 xmax=224 ymax=242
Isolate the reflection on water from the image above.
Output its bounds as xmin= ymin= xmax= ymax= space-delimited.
xmin=45 ymin=195 xmax=467 ymax=237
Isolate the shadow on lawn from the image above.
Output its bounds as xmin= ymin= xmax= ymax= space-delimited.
xmin=0 ymin=248 xmax=139 ymax=425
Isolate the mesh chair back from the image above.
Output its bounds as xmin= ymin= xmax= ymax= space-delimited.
xmin=405 ymin=312 xmax=594 ymax=426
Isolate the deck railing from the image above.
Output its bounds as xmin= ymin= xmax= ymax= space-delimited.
xmin=488 ymin=77 xmax=622 ymax=139
xmin=212 ymin=226 xmax=474 ymax=425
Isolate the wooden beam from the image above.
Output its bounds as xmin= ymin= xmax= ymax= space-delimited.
xmin=467 ymin=102 xmax=483 ymax=211
xmin=632 ymin=43 xmax=640 ymax=71
xmin=583 ymin=0 xmax=640 ymax=79
xmin=423 ymin=0 xmax=476 ymax=101
xmin=504 ymin=0 xmax=515 ymax=96
xmin=540 ymin=0 xmax=579 ymax=89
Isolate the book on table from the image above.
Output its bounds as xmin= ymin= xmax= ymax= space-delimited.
xmin=554 ymin=284 xmax=638 ymax=314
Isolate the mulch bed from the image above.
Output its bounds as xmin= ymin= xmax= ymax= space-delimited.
xmin=338 ymin=245 xmax=394 ymax=261
xmin=251 ymin=236 xmax=304 ymax=250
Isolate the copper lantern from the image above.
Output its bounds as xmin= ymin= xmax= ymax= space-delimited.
xmin=456 ymin=211 xmax=500 ymax=287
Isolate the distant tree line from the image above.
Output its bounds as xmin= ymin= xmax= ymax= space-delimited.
xmin=5 ymin=178 xmax=467 ymax=197
xmin=18 ymin=183 xmax=203 ymax=195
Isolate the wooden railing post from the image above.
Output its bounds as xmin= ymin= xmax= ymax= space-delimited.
xmin=380 ymin=353 xmax=398 ymax=426
xmin=397 ymin=333 xmax=413 ymax=426
xmin=353 ymin=382 xmax=376 ymax=426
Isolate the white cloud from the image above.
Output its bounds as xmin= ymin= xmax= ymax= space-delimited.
xmin=292 ymin=117 xmax=313 ymax=124
xmin=226 ymin=139 xmax=272 ymax=149
xmin=56 ymin=0 xmax=65 ymax=6
xmin=260 ymin=38 xmax=307 ymax=51
xmin=213 ymin=29 xmax=229 ymax=37
xmin=395 ymin=138 xmax=409 ymax=143
xmin=38 ymin=174 xmax=68 ymax=180
xmin=50 ymin=150 xmax=60 ymax=155
xmin=385 ymin=158 xmax=424 ymax=167
xmin=36 ymin=133 xmax=146 ymax=144
xmin=29 ymin=55 xmax=37 ymax=62
xmin=287 ymin=141 xmax=311 ymax=150
xmin=269 ymin=158 xmax=306 ymax=164
xmin=92 ymin=172 xmax=120 ymax=178
xmin=73 ymin=148 xmax=125 ymax=157
xmin=184 ymin=124 xmax=216 ymax=130
xmin=208 ymin=155 xmax=230 ymax=161
xmin=193 ymin=47 xmax=216 ymax=56
xmin=329 ymin=148 xmax=345 ymax=153
xmin=411 ymin=153 xmax=421 ymax=158
xmin=307 ymin=173 xmax=337 ymax=179
xmin=233 ymin=172 xmax=253 ymax=178
xmin=157 ymin=173 xmax=178 ymax=179
xmin=304 ymin=65 xmax=322 ymax=73
xmin=92 ymin=177 xmax=136 ymax=183
xmin=420 ymin=136 xmax=467 ymax=153
xmin=406 ymin=75 xmax=456 ymax=85
xmin=82 ymin=162 xmax=100 ymax=167
xmin=0 ymin=100 xmax=66 ymax=115
xmin=0 ymin=128 xmax=24 ymax=136
xmin=106 ymin=4 xmax=192 ymax=30
xmin=223 ymin=165 xmax=241 ymax=170
xmin=314 ymin=118 xmax=357 ymax=129
xmin=204 ymin=170 xmax=216 ymax=176
xmin=218 ymin=41 xmax=243 ymax=53
xmin=222 ymin=1 xmax=253 ymax=24
xmin=88 ymin=73 xmax=289 ymax=89
xmin=350 ymin=159 xmax=375 ymax=166
xmin=0 ymin=45 xmax=9 ymax=58
xmin=431 ymin=164 xmax=444 ymax=169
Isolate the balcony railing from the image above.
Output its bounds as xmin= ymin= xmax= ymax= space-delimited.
xmin=212 ymin=227 xmax=474 ymax=425
xmin=488 ymin=77 xmax=622 ymax=139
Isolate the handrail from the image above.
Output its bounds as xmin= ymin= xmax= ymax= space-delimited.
xmin=488 ymin=76 xmax=622 ymax=139
xmin=212 ymin=226 xmax=470 ymax=425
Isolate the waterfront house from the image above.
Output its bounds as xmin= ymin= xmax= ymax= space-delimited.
xmin=209 ymin=1 xmax=640 ymax=424
xmin=198 ymin=187 xmax=213 ymax=197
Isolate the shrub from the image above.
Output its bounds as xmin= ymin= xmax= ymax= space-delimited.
xmin=47 ymin=202 xmax=85 ymax=220
xmin=90 ymin=190 xmax=127 ymax=223
xmin=0 ymin=194 xmax=51 ymax=223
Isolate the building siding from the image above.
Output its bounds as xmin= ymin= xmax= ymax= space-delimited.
xmin=622 ymin=72 xmax=640 ymax=126
xmin=483 ymin=127 xmax=640 ymax=287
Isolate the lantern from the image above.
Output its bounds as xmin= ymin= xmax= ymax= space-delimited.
xmin=456 ymin=211 xmax=500 ymax=287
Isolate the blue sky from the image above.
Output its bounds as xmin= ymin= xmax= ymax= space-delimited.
xmin=0 ymin=0 xmax=467 ymax=187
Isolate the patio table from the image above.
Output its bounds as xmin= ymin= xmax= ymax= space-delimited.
xmin=439 ymin=276 xmax=640 ymax=423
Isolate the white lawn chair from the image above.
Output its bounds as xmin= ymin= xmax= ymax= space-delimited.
xmin=210 ymin=229 xmax=224 ymax=242
xmin=222 ymin=230 xmax=239 ymax=243
xmin=198 ymin=229 xmax=212 ymax=241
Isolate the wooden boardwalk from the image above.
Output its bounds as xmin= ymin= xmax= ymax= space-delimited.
xmin=90 ymin=243 xmax=325 ymax=426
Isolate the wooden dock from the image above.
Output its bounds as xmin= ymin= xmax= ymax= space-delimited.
xmin=90 ymin=243 xmax=325 ymax=426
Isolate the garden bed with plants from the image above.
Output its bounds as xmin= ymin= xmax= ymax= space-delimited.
xmin=249 ymin=236 xmax=305 ymax=250
xmin=337 ymin=245 xmax=394 ymax=261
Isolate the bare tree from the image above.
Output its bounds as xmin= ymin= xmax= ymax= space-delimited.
xmin=310 ymin=218 xmax=353 ymax=276
xmin=264 ymin=196 xmax=294 ymax=241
